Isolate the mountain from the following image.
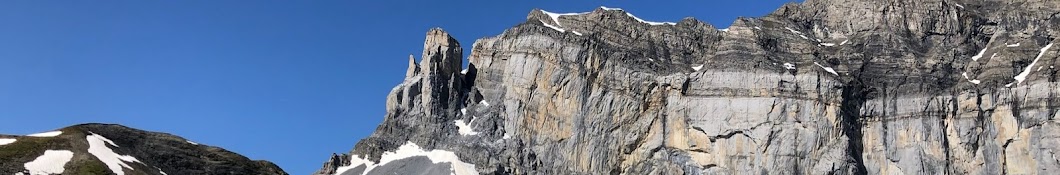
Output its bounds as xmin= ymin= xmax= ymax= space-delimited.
xmin=0 ymin=123 xmax=287 ymax=175
xmin=315 ymin=0 xmax=1060 ymax=174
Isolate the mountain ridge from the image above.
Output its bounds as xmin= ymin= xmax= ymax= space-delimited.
xmin=317 ymin=0 xmax=1060 ymax=173
xmin=0 ymin=123 xmax=288 ymax=175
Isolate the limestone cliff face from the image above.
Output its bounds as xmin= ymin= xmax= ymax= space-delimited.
xmin=317 ymin=0 xmax=1060 ymax=174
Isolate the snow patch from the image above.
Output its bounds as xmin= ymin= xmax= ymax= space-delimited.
xmin=624 ymin=12 xmax=675 ymax=25
xmin=571 ymin=31 xmax=583 ymax=36
xmin=785 ymin=27 xmax=809 ymax=39
xmin=1013 ymin=43 xmax=1054 ymax=85
xmin=962 ymin=72 xmax=981 ymax=84
xmin=333 ymin=141 xmax=479 ymax=175
xmin=540 ymin=10 xmax=587 ymax=24
xmin=813 ymin=62 xmax=839 ymax=75
xmin=718 ymin=28 xmax=729 ymax=32
xmin=971 ymin=46 xmax=988 ymax=61
xmin=455 ymin=117 xmax=480 ymax=136
xmin=691 ymin=64 xmax=704 ymax=71
xmin=0 ymin=138 xmax=15 ymax=145
xmin=460 ymin=108 xmax=467 ymax=115
xmin=503 ymin=133 xmax=511 ymax=140
xmin=820 ymin=43 xmax=836 ymax=46
xmin=460 ymin=69 xmax=468 ymax=74
xmin=186 ymin=140 xmax=199 ymax=145
xmin=600 ymin=6 xmax=622 ymax=11
xmin=541 ymin=21 xmax=566 ymax=33
xmin=480 ymin=100 xmax=490 ymax=106
xmin=840 ymin=40 xmax=850 ymax=45
xmin=27 ymin=131 xmax=62 ymax=137
xmin=537 ymin=10 xmax=590 ymax=35
xmin=24 ymin=150 xmax=74 ymax=174
xmin=783 ymin=63 xmax=796 ymax=70
xmin=955 ymin=4 xmax=965 ymax=8
xmin=1007 ymin=43 xmax=1021 ymax=47
xmin=87 ymin=132 xmax=144 ymax=175
xmin=593 ymin=6 xmax=674 ymax=24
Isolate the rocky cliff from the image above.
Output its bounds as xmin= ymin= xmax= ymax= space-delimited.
xmin=0 ymin=124 xmax=287 ymax=175
xmin=317 ymin=0 xmax=1060 ymax=174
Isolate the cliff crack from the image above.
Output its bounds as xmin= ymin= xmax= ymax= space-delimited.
xmin=840 ymin=81 xmax=868 ymax=175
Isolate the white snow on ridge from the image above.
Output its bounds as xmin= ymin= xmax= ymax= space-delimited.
xmin=541 ymin=21 xmax=567 ymax=33
xmin=480 ymin=100 xmax=490 ymax=106
xmin=538 ymin=10 xmax=589 ymax=36
xmin=814 ymin=62 xmax=839 ymax=75
xmin=333 ymin=141 xmax=479 ymax=175
xmin=623 ymin=12 xmax=674 ymax=25
xmin=784 ymin=27 xmax=809 ymax=39
xmin=27 ymin=131 xmax=62 ymax=137
xmin=1013 ymin=43 xmax=1054 ymax=85
xmin=540 ymin=10 xmax=587 ymax=25
xmin=455 ymin=117 xmax=480 ymax=136
xmin=962 ymin=72 xmax=981 ymax=84
xmin=820 ymin=43 xmax=836 ymax=46
xmin=0 ymin=138 xmax=15 ymax=145
xmin=971 ymin=46 xmax=988 ymax=61
xmin=840 ymin=40 xmax=850 ymax=45
xmin=333 ymin=155 xmax=374 ymax=175
xmin=24 ymin=150 xmax=74 ymax=174
xmin=186 ymin=140 xmax=199 ymax=145
xmin=783 ymin=63 xmax=796 ymax=70
xmin=719 ymin=28 xmax=729 ymax=32
xmin=1007 ymin=43 xmax=1021 ymax=47
xmin=619 ymin=10 xmax=674 ymax=25
xmin=87 ymin=132 xmax=145 ymax=175
xmin=550 ymin=7 xmax=674 ymax=26
xmin=691 ymin=64 xmax=704 ymax=71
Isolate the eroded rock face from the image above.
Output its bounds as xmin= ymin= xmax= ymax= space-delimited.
xmin=318 ymin=0 xmax=1060 ymax=174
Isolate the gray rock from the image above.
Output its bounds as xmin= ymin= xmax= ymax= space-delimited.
xmin=0 ymin=123 xmax=287 ymax=175
xmin=317 ymin=0 xmax=1060 ymax=174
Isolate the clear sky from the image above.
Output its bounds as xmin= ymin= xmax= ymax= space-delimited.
xmin=0 ymin=0 xmax=799 ymax=174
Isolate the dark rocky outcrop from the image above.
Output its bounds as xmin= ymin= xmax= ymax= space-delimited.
xmin=0 ymin=123 xmax=287 ymax=175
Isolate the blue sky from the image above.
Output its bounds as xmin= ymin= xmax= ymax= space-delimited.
xmin=0 ymin=0 xmax=798 ymax=174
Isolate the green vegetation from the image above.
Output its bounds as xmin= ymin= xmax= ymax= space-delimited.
xmin=70 ymin=161 xmax=111 ymax=175
xmin=0 ymin=137 xmax=65 ymax=164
